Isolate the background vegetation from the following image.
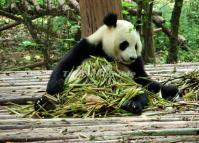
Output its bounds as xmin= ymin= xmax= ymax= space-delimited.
xmin=153 ymin=0 xmax=199 ymax=63
xmin=0 ymin=0 xmax=198 ymax=71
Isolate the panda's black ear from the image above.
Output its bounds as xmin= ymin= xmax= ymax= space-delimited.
xmin=103 ymin=13 xmax=117 ymax=27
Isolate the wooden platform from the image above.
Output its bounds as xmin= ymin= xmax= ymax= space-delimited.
xmin=0 ymin=62 xmax=199 ymax=142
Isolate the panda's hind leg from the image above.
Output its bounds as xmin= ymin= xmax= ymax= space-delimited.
xmin=121 ymin=93 xmax=148 ymax=115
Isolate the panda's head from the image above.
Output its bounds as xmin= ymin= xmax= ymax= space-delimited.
xmin=87 ymin=13 xmax=142 ymax=65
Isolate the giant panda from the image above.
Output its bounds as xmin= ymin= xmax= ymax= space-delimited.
xmin=35 ymin=13 xmax=179 ymax=114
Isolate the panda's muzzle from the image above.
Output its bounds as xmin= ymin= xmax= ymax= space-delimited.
xmin=121 ymin=57 xmax=135 ymax=64
xmin=129 ymin=57 xmax=136 ymax=61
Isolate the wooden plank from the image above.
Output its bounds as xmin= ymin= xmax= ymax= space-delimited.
xmin=15 ymin=136 xmax=199 ymax=143
xmin=0 ymin=70 xmax=51 ymax=75
xmin=0 ymin=81 xmax=47 ymax=87
xmin=0 ymin=106 xmax=19 ymax=119
xmin=146 ymin=66 xmax=198 ymax=71
xmin=145 ymin=62 xmax=199 ymax=68
xmin=0 ymin=85 xmax=46 ymax=90
xmin=1 ymin=126 xmax=199 ymax=142
xmin=0 ymin=75 xmax=49 ymax=80
xmin=147 ymin=69 xmax=198 ymax=74
xmin=0 ymin=62 xmax=198 ymax=77
xmin=0 ymin=66 xmax=197 ymax=79
xmin=0 ymin=92 xmax=44 ymax=97
xmin=0 ymin=114 xmax=19 ymax=119
xmin=11 ymin=136 xmax=199 ymax=143
xmin=1 ymin=120 xmax=198 ymax=130
xmin=0 ymin=67 xmax=197 ymax=78
xmin=0 ymin=114 xmax=199 ymax=126
xmin=0 ymin=77 xmax=49 ymax=81
xmin=0 ymin=94 xmax=41 ymax=105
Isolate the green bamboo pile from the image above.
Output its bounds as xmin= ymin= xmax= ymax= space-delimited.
xmin=41 ymin=57 xmax=145 ymax=117
xmin=168 ymin=70 xmax=199 ymax=101
xmin=7 ymin=57 xmax=199 ymax=118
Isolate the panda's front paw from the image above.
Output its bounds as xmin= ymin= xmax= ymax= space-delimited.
xmin=47 ymin=82 xmax=64 ymax=95
xmin=121 ymin=93 xmax=148 ymax=115
xmin=34 ymin=96 xmax=56 ymax=112
xmin=121 ymin=100 xmax=143 ymax=115
xmin=161 ymin=85 xmax=179 ymax=100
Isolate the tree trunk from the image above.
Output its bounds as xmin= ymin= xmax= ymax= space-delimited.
xmin=142 ymin=0 xmax=155 ymax=63
xmin=136 ymin=0 xmax=143 ymax=33
xmin=43 ymin=17 xmax=53 ymax=70
xmin=167 ymin=0 xmax=183 ymax=63
xmin=79 ymin=0 xmax=122 ymax=37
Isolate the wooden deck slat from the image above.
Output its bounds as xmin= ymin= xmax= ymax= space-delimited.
xmin=0 ymin=68 xmax=197 ymax=78
xmin=1 ymin=120 xmax=199 ymax=130
xmin=0 ymin=62 xmax=198 ymax=77
xmin=0 ymin=85 xmax=46 ymax=90
xmin=0 ymin=114 xmax=199 ymax=126
xmin=11 ymin=136 xmax=199 ymax=143
xmin=0 ymin=76 xmax=50 ymax=81
xmin=0 ymin=82 xmax=48 ymax=87
xmin=1 ymin=127 xmax=199 ymax=142
xmin=0 ymin=94 xmax=41 ymax=105
xmin=0 ymin=92 xmax=44 ymax=97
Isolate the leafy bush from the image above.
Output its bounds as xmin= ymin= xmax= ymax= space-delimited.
xmin=51 ymin=16 xmax=80 ymax=52
xmin=154 ymin=0 xmax=199 ymax=63
xmin=17 ymin=40 xmax=37 ymax=51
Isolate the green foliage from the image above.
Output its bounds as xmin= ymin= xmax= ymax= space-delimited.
xmin=17 ymin=40 xmax=37 ymax=51
xmin=154 ymin=0 xmax=199 ymax=63
xmin=22 ymin=16 xmax=79 ymax=53
xmin=121 ymin=1 xmax=135 ymax=15
xmin=122 ymin=0 xmax=199 ymax=63
xmin=185 ymin=0 xmax=199 ymax=24
xmin=1 ymin=0 xmax=198 ymax=71
xmin=36 ymin=0 xmax=45 ymax=5
xmin=0 ymin=0 xmax=6 ymax=7
xmin=121 ymin=1 xmax=137 ymax=26
xmin=51 ymin=16 xmax=80 ymax=52
xmin=122 ymin=1 xmax=135 ymax=8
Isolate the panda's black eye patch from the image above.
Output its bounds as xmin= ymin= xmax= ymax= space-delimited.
xmin=135 ymin=43 xmax=138 ymax=50
xmin=119 ymin=41 xmax=129 ymax=51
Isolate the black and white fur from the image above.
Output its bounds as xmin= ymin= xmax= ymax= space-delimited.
xmin=35 ymin=14 xmax=178 ymax=114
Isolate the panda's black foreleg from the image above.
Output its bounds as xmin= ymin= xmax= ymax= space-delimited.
xmin=122 ymin=57 xmax=179 ymax=114
xmin=128 ymin=57 xmax=179 ymax=98
xmin=34 ymin=39 xmax=101 ymax=111
xmin=46 ymin=39 xmax=95 ymax=95
xmin=128 ymin=57 xmax=162 ymax=93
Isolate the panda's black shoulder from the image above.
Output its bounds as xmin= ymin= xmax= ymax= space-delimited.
xmin=103 ymin=13 xmax=117 ymax=27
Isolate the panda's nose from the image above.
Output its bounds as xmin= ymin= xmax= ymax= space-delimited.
xmin=130 ymin=57 xmax=136 ymax=61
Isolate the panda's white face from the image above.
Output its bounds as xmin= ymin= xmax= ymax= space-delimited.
xmin=87 ymin=20 xmax=142 ymax=65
